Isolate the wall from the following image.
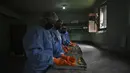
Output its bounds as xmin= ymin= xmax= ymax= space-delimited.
xmin=91 ymin=33 xmax=107 ymax=48
xmin=0 ymin=15 xmax=12 ymax=71
xmin=69 ymin=30 xmax=92 ymax=41
xmin=91 ymin=0 xmax=129 ymax=52
xmin=0 ymin=15 xmax=10 ymax=54
xmin=0 ymin=7 xmax=23 ymax=71
xmin=57 ymin=11 xmax=91 ymax=41
xmin=0 ymin=7 xmax=24 ymax=71
xmin=19 ymin=13 xmax=43 ymax=30
xmin=0 ymin=6 xmax=20 ymax=19
xmin=0 ymin=6 xmax=21 ymax=55
xmin=0 ymin=6 xmax=21 ymax=54
xmin=57 ymin=11 xmax=88 ymax=23
xmin=127 ymin=0 xmax=130 ymax=51
xmin=0 ymin=16 xmax=23 ymax=56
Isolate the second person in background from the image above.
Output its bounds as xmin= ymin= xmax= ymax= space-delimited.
xmin=50 ymin=19 xmax=64 ymax=58
xmin=60 ymin=24 xmax=77 ymax=47
xmin=51 ymin=19 xmax=76 ymax=66
xmin=60 ymin=24 xmax=70 ymax=46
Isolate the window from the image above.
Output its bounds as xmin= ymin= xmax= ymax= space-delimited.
xmin=88 ymin=1 xmax=107 ymax=33
xmin=100 ymin=5 xmax=107 ymax=29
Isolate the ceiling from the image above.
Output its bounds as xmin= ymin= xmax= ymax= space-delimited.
xmin=1 ymin=0 xmax=105 ymax=14
xmin=56 ymin=0 xmax=96 ymax=9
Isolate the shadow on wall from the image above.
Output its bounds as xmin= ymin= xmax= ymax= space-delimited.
xmin=91 ymin=32 xmax=108 ymax=49
xmin=69 ymin=30 xmax=92 ymax=42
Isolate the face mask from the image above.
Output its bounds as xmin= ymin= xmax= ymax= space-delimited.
xmin=55 ymin=26 xmax=61 ymax=30
xmin=61 ymin=31 xmax=66 ymax=33
xmin=55 ymin=24 xmax=61 ymax=30
xmin=60 ymin=29 xmax=66 ymax=34
xmin=44 ymin=23 xmax=53 ymax=30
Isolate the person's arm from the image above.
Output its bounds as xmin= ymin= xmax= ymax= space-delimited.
xmin=66 ymin=32 xmax=71 ymax=44
xmin=23 ymin=29 xmax=43 ymax=52
xmin=28 ymin=31 xmax=42 ymax=50
xmin=62 ymin=32 xmax=71 ymax=46
xmin=61 ymin=34 xmax=65 ymax=45
xmin=59 ymin=43 xmax=65 ymax=55
xmin=58 ymin=32 xmax=65 ymax=55
xmin=24 ymin=30 xmax=44 ymax=60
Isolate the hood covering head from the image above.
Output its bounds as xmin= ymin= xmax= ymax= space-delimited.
xmin=41 ymin=12 xmax=59 ymax=29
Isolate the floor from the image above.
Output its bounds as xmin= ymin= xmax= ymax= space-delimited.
xmin=79 ymin=44 xmax=130 ymax=73
xmin=8 ymin=44 xmax=130 ymax=73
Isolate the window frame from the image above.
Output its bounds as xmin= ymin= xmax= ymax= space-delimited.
xmin=97 ymin=1 xmax=107 ymax=31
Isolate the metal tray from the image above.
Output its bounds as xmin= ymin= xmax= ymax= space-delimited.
xmin=66 ymin=46 xmax=83 ymax=55
xmin=53 ymin=55 xmax=87 ymax=70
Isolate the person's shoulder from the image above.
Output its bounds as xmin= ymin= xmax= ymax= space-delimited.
xmin=57 ymin=31 xmax=62 ymax=36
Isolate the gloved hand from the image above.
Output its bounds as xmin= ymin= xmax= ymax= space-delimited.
xmin=61 ymin=54 xmax=76 ymax=66
xmin=53 ymin=57 xmax=71 ymax=66
xmin=62 ymin=46 xmax=71 ymax=53
xmin=61 ymin=54 xmax=67 ymax=59
xmin=69 ymin=42 xmax=77 ymax=46
xmin=63 ymin=47 xmax=68 ymax=53
xmin=65 ymin=46 xmax=71 ymax=51
xmin=66 ymin=40 xmax=71 ymax=46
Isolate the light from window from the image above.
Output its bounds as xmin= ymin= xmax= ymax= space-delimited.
xmin=100 ymin=5 xmax=107 ymax=29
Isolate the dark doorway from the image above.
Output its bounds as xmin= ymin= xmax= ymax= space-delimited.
xmin=10 ymin=24 xmax=27 ymax=56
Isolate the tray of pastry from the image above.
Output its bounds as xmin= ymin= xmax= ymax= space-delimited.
xmin=52 ymin=55 xmax=87 ymax=70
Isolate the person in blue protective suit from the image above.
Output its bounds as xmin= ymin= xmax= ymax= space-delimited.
xmin=60 ymin=24 xmax=77 ymax=47
xmin=60 ymin=24 xmax=71 ymax=46
xmin=50 ymin=19 xmax=65 ymax=58
xmin=23 ymin=12 xmax=58 ymax=73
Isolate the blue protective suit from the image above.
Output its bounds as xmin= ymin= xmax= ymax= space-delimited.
xmin=50 ymin=28 xmax=64 ymax=58
xmin=61 ymin=31 xmax=70 ymax=46
xmin=23 ymin=26 xmax=53 ymax=73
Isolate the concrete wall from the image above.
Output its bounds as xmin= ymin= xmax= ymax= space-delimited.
xmin=0 ymin=17 xmax=23 ymax=55
xmin=19 ymin=13 xmax=42 ymax=29
xmin=0 ymin=6 xmax=20 ymax=19
xmin=0 ymin=6 xmax=20 ymax=55
xmin=0 ymin=7 xmax=24 ymax=64
xmin=0 ymin=15 xmax=10 ymax=54
xmin=57 ymin=11 xmax=88 ymax=23
xmin=91 ymin=0 xmax=129 ymax=52
xmin=57 ymin=11 xmax=91 ymax=41
xmin=91 ymin=33 xmax=107 ymax=48
xmin=0 ymin=15 xmax=14 ymax=71
xmin=0 ymin=6 xmax=21 ymax=71
xmin=126 ymin=0 xmax=130 ymax=51
xmin=70 ymin=30 xmax=91 ymax=41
